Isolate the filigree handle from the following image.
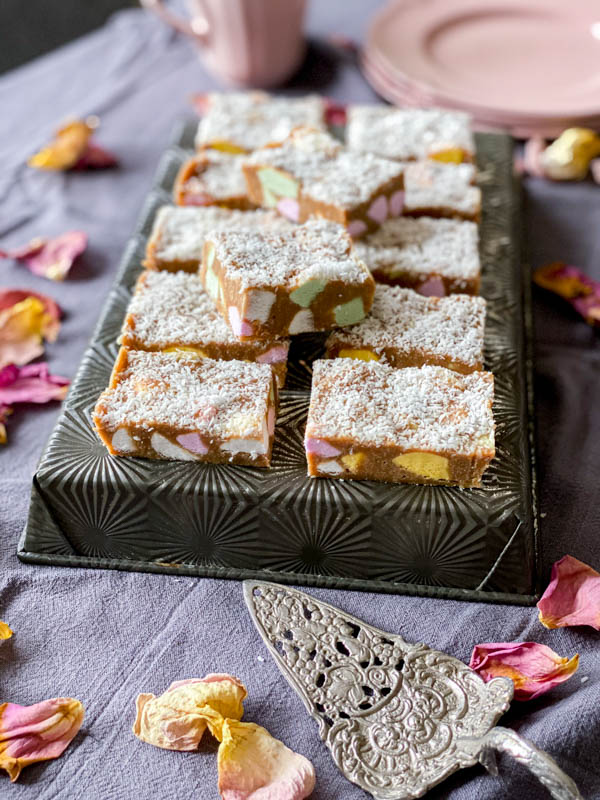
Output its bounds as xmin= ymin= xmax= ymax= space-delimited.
xmin=458 ymin=726 xmax=582 ymax=800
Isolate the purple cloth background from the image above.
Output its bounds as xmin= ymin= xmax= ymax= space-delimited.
xmin=1 ymin=3 xmax=599 ymax=798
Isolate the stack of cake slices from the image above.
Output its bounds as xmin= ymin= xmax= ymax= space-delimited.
xmin=93 ymin=91 xmax=494 ymax=487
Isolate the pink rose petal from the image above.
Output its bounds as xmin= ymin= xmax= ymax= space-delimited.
xmin=537 ymin=555 xmax=600 ymax=630
xmin=521 ymin=137 xmax=548 ymax=178
xmin=0 ymin=363 xmax=69 ymax=405
xmin=218 ymin=719 xmax=315 ymax=800
xmin=324 ymin=97 xmax=347 ymax=126
xmin=0 ymin=231 xmax=87 ymax=281
xmin=470 ymin=641 xmax=579 ymax=701
xmin=277 ymin=198 xmax=300 ymax=222
xmin=73 ymin=141 xmax=118 ymax=170
xmin=190 ymin=93 xmax=211 ymax=115
xmin=534 ymin=262 xmax=600 ymax=327
xmin=0 ymin=293 xmax=63 ymax=368
xmin=0 ymin=697 xmax=84 ymax=782
xmin=0 ymin=289 xmax=62 ymax=338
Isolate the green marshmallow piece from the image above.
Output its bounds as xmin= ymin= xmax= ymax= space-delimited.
xmin=334 ymin=297 xmax=365 ymax=325
xmin=205 ymin=264 xmax=219 ymax=301
xmin=290 ymin=279 xmax=326 ymax=308
xmin=258 ymin=167 xmax=299 ymax=200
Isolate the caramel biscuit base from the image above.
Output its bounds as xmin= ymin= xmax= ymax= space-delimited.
xmin=174 ymin=152 xmax=256 ymax=210
xmin=404 ymin=161 xmax=481 ymax=222
xmin=201 ymin=219 xmax=375 ymax=340
xmin=144 ymin=205 xmax=293 ymax=273
xmin=194 ymin=91 xmax=326 ymax=153
xmin=243 ymin=127 xmax=405 ymax=238
xmin=93 ymin=349 xmax=277 ymax=466
xmin=305 ymin=360 xmax=495 ymax=487
xmin=120 ymin=270 xmax=289 ymax=387
xmin=353 ymin=216 xmax=480 ymax=296
xmin=326 ymin=286 xmax=486 ymax=374
xmin=346 ymin=106 xmax=475 ymax=163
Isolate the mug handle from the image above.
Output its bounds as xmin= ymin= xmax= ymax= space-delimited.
xmin=139 ymin=0 xmax=209 ymax=41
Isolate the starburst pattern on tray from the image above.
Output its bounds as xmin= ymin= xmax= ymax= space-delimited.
xmin=65 ymin=343 xmax=119 ymax=410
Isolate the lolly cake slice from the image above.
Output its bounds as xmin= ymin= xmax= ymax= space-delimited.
xmin=174 ymin=151 xmax=256 ymax=210
xmin=120 ymin=270 xmax=289 ymax=387
xmin=346 ymin=106 xmax=475 ymax=163
xmin=242 ymin=127 xmax=405 ymax=238
xmin=403 ymin=161 xmax=481 ymax=222
xmin=195 ymin=91 xmax=326 ymax=153
xmin=93 ymin=349 xmax=277 ymax=466
xmin=325 ymin=285 xmax=486 ymax=374
xmin=200 ymin=218 xmax=375 ymax=340
xmin=144 ymin=205 xmax=293 ymax=273
xmin=305 ymin=359 xmax=495 ymax=487
xmin=353 ymin=216 xmax=480 ymax=295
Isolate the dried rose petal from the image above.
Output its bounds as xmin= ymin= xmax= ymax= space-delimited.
xmin=0 ymin=697 xmax=84 ymax=782
xmin=0 ymin=620 xmax=13 ymax=639
xmin=0 ymin=405 xmax=10 ymax=444
xmin=0 ymin=289 xmax=61 ymax=340
xmin=73 ymin=141 xmax=118 ymax=170
xmin=190 ymin=93 xmax=211 ymax=115
xmin=0 ymin=298 xmax=53 ymax=367
xmin=540 ymin=127 xmax=600 ymax=181
xmin=533 ymin=262 xmax=600 ymax=327
xmin=537 ymin=555 xmax=600 ymax=630
xmin=0 ymin=363 xmax=69 ymax=405
xmin=133 ymin=674 xmax=247 ymax=750
xmin=324 ymin=98 xmax=347 ymax=127
xmin=218 ymin=719 xmax=315 ymax=800
xmin=0 ymin=231 xmax=87 ymax=281
xmin=520 ymin=137 xmax=548 ymax=178
xmin=28 ymin=119 xmax=94 ymax=171
xmin=470 ymin=641 xmax=579 ymax=701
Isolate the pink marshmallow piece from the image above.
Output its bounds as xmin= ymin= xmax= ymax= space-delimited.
xmin=176 ymin=432 xmax=209 ymax=455
xmin=305 ymin=437 xmax=341 ymax=457
xmin=276 ymin=198 xmax=300 ymax=222
xmin=418 ymin=277 xmax=446 ymax=297
xmin=267 ymin=407 xmax=275 ymax=437
xmin=389 ymin=190 xmax=405 ymax=217
xmin=256 ymin=345 xmax=288 ymax=364
xmin=347 ymin=219 xmax=368 ymax=238
xmin=228 ymin=306 xmax=253 ymax=338
xmin=367 ymin=195 xmax=388 ymax=224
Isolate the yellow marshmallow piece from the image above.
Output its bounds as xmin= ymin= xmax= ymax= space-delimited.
xmin=341 ymin=452 xmax=365 ymax=472
xmin=393 ymin=452 xmax=450 ymax=481
xmin=338 ymin=349 xmax=379 ymax=362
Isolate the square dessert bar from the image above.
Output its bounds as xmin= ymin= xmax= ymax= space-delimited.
xmin=346 ymin=106 xmax=475 ymax=163
xmin=195 ymin=91 xmax=326 ymax=153
xmin=93 ymin=349 xmax=277 ymax=466
xmin=174 ymin=152 xmax=256 ymax=210
xmin=404 ymin=161 xmax=481 ymax=222
xmin=305 ymin=360 xmax=495 ymax=487
xmin=325 ymin=286 xmax=486 ymax=374
xmin=242 ymin=127 xmax=405 ymax=238
xmin=144 ymin=205 xmax=292 ymax=273
xmin=200 ymin=219 xmax=375 ymax=339
xmin=353 ymin=216 xmax=480 ymax=295
xmin=120 ymin=270 xmax=289 ymax=387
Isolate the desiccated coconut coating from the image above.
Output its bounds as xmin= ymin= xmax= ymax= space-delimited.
xmin=93 ymin=349 xmax=277 ymax=466
xmin=144 ymin=205 xmax=294 ymax=273
xmin=200 ymin=218 xmax=375 ymax=340
xmin=305 ymin=359 xmax=495 ymax=486
xmin=353 ymin=216 xmax=480 ymax=295
xmin=174 ymin=152 xmax=256 ymax=210
xmin=326 ymin=286 xmax=486 ymax=374
xmin=195 ymin=92 xmax=326 ymax=153
xmin=403 ymin=161 xmax=481 ymax=222
xmin=243 ymin=127 xmax=406 ymax=237
xmin=346 ymin=106 xmax=475 ymax=162
xmin=120 ymin=270 xmax=289 ymax=387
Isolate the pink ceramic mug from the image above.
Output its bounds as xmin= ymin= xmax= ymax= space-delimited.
xmin=141 ymin=0 xmax=307 ymax=87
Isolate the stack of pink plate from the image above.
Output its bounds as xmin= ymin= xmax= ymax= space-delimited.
xmin=362 ymin=0 xmax=600 ymax=138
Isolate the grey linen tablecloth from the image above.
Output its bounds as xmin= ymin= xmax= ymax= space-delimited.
xmin=1 ymin=3 xmax=599 ymax=798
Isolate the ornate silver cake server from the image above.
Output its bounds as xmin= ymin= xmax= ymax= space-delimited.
xmin=243 ymin=581 xmax=581 ymax=800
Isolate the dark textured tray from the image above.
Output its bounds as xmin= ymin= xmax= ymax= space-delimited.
xmin=19 ymin=120 xmax=540 ymax=604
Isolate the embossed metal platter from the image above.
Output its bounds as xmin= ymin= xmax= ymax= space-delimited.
xmin=19 ymin=120 xmax=540 ymax=604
